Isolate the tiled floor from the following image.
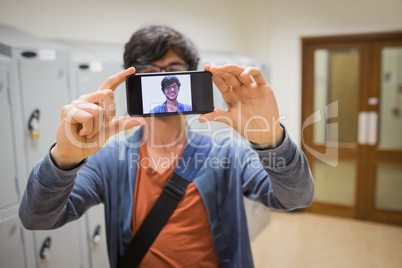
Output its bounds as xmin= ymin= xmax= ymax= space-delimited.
xmin=251 ymin=211 xmax=402 ymax=268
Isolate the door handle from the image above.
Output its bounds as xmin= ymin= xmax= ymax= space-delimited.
xmin=358 ymin=111 xmax=378 ymax=145
xmin=40 ymin=237 xmax=52 ymax=260
xmin=367 ymin=112 xmax=378 ymax=145
xmin=91 ymin=224 xmax=102 ymax=245
xmin=358 ymin=112 xmax=367 ymax=145
xmin=28 ymin=109 xmax=40 ymax=140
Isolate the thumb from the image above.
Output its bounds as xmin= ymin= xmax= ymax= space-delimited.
xmin=108 ymin=115 xmax=146 ymax=137
xmin=199 ymin=109 xmax=234 ymax=127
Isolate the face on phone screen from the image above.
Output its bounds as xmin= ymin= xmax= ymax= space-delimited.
xmin=142 ymin=74 xmax=192 ymax=114
xmin=126 ymin=71 xmax=214 ymax=117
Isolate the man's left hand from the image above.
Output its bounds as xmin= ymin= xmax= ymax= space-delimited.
xmin=201 ymin=64 xmax=284 ymax=148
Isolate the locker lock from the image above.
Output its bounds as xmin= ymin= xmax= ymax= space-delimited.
xmin=40 ymin=237 xmax=52 ymax=260
xmin=92 ymin=224 xmax=102 ymax=245
xmin=28 ymin=109 xmax=40 ymax=140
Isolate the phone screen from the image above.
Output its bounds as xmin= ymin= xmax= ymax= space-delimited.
xmin=126 ymin=71 xmax=214 ymax=116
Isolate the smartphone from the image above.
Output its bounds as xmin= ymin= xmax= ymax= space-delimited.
xmin=126 ymin=70 xmax=214 ymax=116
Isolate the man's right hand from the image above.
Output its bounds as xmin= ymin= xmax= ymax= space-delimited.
xmin=50 ymin=68 xmax=145 ymax=170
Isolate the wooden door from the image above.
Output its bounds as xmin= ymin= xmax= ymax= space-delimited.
xmin=301 ymin=32 xmax=402 ymax=226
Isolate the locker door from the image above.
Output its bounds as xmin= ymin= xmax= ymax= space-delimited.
xmin=86 ymin=205 xmax=108 ymax=268
xmin=17 ymin=56 xmax=83 ymax=268
xmin=0 ymin=62 xmax=26 ymax=268
xmin=0 ymin=71 xmax=19 ymax=209
xmin=34 ymin=223 xmax=82 ymax=268
xmin=0 ymin=218 xmax=26 ymax=268
xmin=18 ymin=59 xmax=70 ymax=169
xmin=74 ymin=64 xmax=114 ymax=267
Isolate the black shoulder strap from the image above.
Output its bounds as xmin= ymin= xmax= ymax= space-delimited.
xmin=118 ymin=173 xmax=190 ymax=268
xmin=118 ymin=133 xmax=212 ymax=268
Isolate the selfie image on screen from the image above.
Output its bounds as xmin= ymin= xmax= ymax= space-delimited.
xmin=141 ymin=74 xmax=192 ymax=114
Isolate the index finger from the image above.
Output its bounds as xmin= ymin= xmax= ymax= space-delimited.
xmin=98 ymin=67 xmax=136 ymax=91
xmin=242 ymin=67 xmax=268 ymax=86
xmin=220 ymin=64 xmax=254 ymax=85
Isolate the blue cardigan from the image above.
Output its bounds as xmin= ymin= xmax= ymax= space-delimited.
xmin=19 ymin=125 xmax=314 ymax=268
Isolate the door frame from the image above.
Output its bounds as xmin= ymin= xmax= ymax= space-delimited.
xmin=301 ymin=31 xmax=402 ymax=226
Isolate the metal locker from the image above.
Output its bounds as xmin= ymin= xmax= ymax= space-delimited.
xmin=53 ymin=40 xmax=123 ymax=268
xmin=72 ymin=41 xmax=124 ymax=62
xmin=0 ymin=54 xmax=19 ymax=211
xmin=0 ymin=25 xmax=85 ymax=268
xmin=84 ymin=205 xmax=108 ymax=268
xmin=34 ymin=223 xmax=83 ymax=268
xmin=56 ymin=40 xmax=126 ymax=118
xmin=0 ymin=218 xmax=26 ymax=268
xmin=196 ymin=51 xmax=271 ymax=240
xmin=0 ymin=53 xmax=27 ymax=268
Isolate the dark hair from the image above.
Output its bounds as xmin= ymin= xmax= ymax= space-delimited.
xmin=161 ymin=76 xmax=181 ymax=92
xmin=124 ymin=25 xmax=199 ymax=70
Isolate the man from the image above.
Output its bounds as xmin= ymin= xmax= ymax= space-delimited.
xmin=149 ymin=75 xmax=192 ymax=113
xmin=19 ymin=25 xmax=314 ymax=267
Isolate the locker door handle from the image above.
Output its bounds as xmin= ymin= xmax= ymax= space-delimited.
xmin=91 ymin=225 xmax=102 ymax=245
xmin=28 ymin=109 xmax=40 ymax=140
xmin=40 ymin=237 xmax=52 ymax=260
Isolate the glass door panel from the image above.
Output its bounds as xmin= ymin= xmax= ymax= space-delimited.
xmin=379 ymin=46 xmax=402 ymax=149
xmin=369 ymin=43 xmax=402 ymax=225
xmin=311 ymin=47 xmax=360 ymax=214
xmin=313 ymin=161 xmax=356 ymax=205
xmin=375 ymin=166 xmax=402 ymax=211
xmin=313 ymin=49 xmax=359 ymax=145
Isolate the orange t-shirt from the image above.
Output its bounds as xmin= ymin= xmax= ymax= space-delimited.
xmin=131 ymin=145 xmax=219 ymax=267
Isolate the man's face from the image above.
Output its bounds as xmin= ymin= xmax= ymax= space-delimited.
xmin=163 ymin=83 xmax=179 ymax=101
xmin=142 ymin=48 xmax=188 ymax=124
xmin=149 ymin=48 xmax=186 ymax=102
